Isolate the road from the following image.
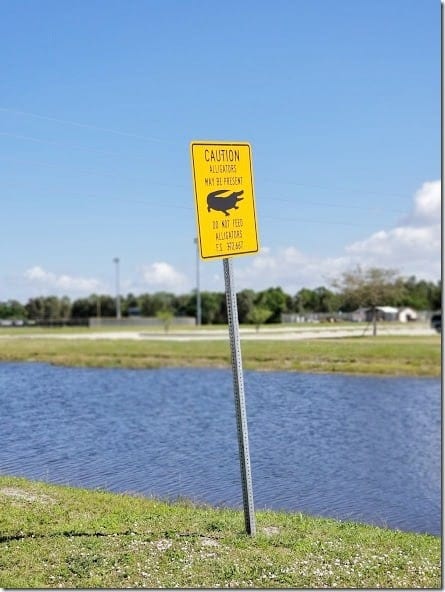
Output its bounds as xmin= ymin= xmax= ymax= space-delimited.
xmin=0 ymin=324 xmax=436 ymax=341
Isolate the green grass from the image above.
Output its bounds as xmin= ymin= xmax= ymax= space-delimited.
xmin=241 ymin=336 xmax=440 ymax=376
xmin=0 ymin=476 xmax=440 ymax=589
xmin=0 ymin=334 xmax=440 ymax=376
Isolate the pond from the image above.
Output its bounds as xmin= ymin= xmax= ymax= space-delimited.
xmin=0 ymin=363 xmax=440 ymax=535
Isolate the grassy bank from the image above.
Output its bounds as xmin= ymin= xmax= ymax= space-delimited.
xmin=0 ymin=476 xmax=440 ymax=589
xmin=0 ymin=333 xmax=440 ymax=376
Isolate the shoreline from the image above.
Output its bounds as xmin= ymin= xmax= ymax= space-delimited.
xmin=0 ymin=331 xmax=439 ymax=377
xmin=0 ymin=475 xmax=440 ymax=588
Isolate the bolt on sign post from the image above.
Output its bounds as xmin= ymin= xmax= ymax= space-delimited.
xmin=190 ymin=141 xmax=259 ymax=535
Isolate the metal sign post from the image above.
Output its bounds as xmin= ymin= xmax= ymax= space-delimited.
xmin=223 ymin=257 xmax=256 ymax=536
xmin=190 ymin=140 xmax=258 ymax=535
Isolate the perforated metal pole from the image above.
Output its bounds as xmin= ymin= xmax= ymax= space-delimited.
xmin=194 ymin=237 xmax=202 ymax=326
xmin=223 ymin=257 xmax=256 ymax=535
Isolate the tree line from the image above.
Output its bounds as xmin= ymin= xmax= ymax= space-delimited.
xmin=0 ymin=270 xmax=441 ymax=325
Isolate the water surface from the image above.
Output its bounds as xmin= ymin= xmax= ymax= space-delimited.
xmin=1 ymin=363 xmax=440 ymax=535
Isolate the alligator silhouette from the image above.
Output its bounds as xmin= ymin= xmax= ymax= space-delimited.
xmin=207 ymin=189 xmax=244 ymax=216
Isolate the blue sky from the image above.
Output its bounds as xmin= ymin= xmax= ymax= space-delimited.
xmin=1 ymin=0 xmax=440 ymax=302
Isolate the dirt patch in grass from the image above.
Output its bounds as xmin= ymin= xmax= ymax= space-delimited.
xmin=0 ymin=487 xmax=56 ymax=505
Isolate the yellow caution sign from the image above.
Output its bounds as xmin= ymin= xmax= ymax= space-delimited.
xmin=190 ymin=141 xmax=259 ymax=260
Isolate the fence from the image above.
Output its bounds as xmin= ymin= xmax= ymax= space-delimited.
xmin=89 ymin=316 xmax=196 ymax=328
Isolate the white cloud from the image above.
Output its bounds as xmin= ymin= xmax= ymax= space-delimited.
xmin=412 ymin=180 xmax=441 ymax=223
xmin=233 ymin=179 xmax=441 ymax=293
xmin=346 ymin=225 xmax=439 ymax=257
xmin=140 ymin=262 xmax=188 ymax=291
xmin=346 ymin=180 xmax=441 ymax=277
xmin=234 ymin=247 xmax=350 ymax=293
xmin=24 ymin=266 xmax=103 ymax=294
xmin=17 ymin=181 xmax=440 ymax=300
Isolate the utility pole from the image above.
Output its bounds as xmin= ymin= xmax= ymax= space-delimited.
xmin=113 ymin=257 xmax=121 ymax=320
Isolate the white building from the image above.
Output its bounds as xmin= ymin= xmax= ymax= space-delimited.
xmin=398 ymin=307 xmax=418 ymax=322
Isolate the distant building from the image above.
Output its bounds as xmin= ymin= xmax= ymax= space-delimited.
xmin=366 ymin=306 xmax=399 ymax=322
xmin=398 ymin=307 xmax=418 ymax=322
xmin=339 ymin=306 xmax=418 ymax=323
xmin=281 ymin=306 xmax=420 ymax=324
xmin=361 ymin=306 xmax=417 ymax=322
xmin=350 ymin=307 xmax=367 ymax=322
xmin=340 ymin=307 xmax=397 ymax=323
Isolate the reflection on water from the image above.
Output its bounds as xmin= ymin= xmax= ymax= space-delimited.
xmin=0 ymin=363 xmax=440 ymax=534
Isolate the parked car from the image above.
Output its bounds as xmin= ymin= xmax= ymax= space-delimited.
xmin=430 ymin=312 xmax=441 ymax=333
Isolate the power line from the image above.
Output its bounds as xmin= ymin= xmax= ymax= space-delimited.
xmin=1 ymin=188 xmax=381 ymax=228
xmin=0 ymin=106 xmax=428 ymax=220
xmin=0 ymin=169 xmax=408 ymax=218
xmin=260 ymin=179 xmax=413 ymax=202
xmin=271 ymin=195 xmax=406 ymax=215
xmin=0 ymin=131 xmax=166 ymax=162
xmin=0 ymin=172 xmax=406 ymax=218
xmin=0 ymin=144 xmax=418 ymax=213
xmin=0 ymin=106 xmax=175 ymax=145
